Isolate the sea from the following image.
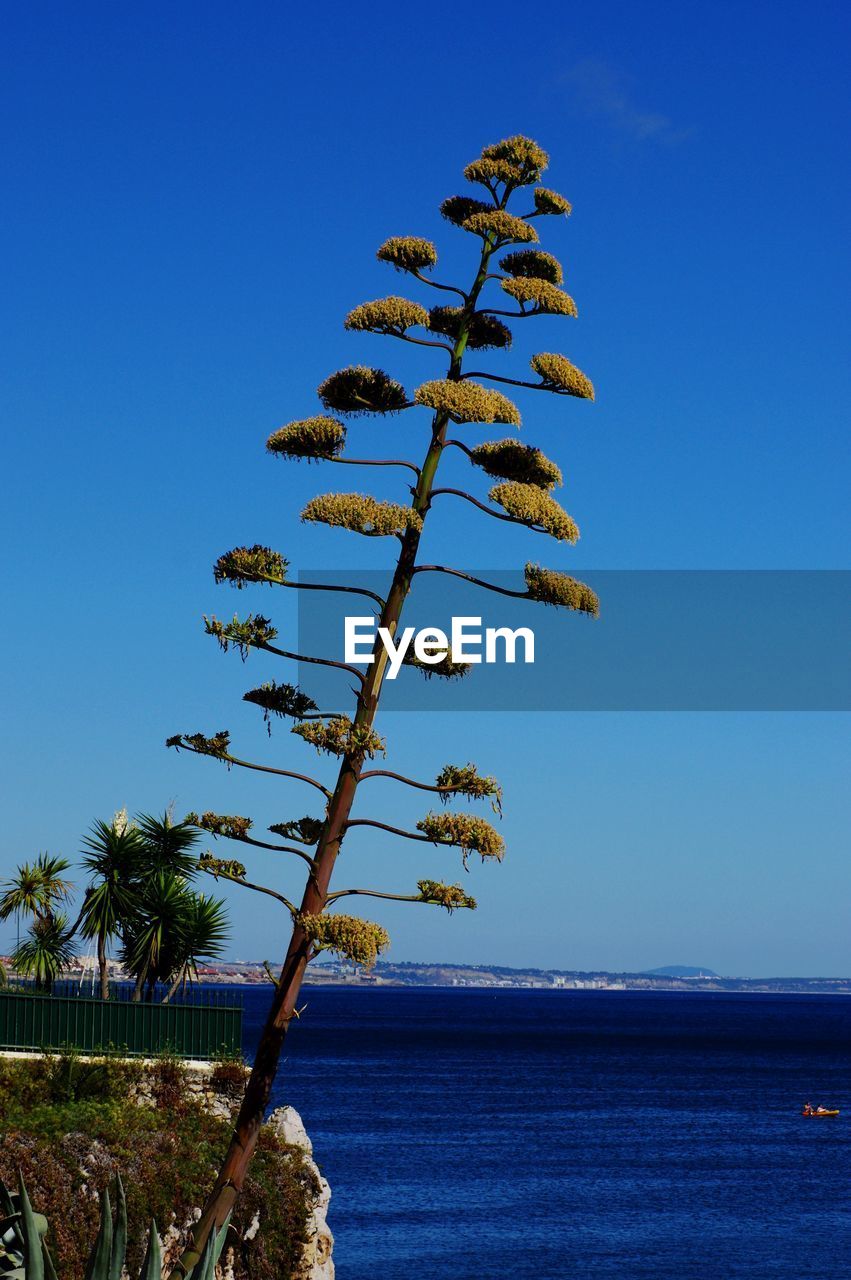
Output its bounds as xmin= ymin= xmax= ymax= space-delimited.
xmin=240 ymin=986 xmax=851 ymax=1279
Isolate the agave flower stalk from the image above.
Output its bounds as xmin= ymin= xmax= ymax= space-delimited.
xmin=168 ymin=133 xmax=597 ymax=1270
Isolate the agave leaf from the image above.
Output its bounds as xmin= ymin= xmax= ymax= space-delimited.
xmin=191 ymin=1228 xmax=217 ymax=1280
xmin=0 ymin=1182 xmax=23 ymax=1249
xmin=187 ymin=1214 xmax=232 ymax=1280
xmin=109 ymin=1175 xmax=127 ymax=1280
xmin=139 ymin=1221 xmax=162 ymax=1280
xmin=84 ymin=1187 xmax=113 ymax=1280
xmin=43 ymin=1241 xmax=60 ymax=1280
xmin=16 ymin=1178 xmax=44 ymax=1280
xmin=0 ymin=1213 xmax=21 ymax=1236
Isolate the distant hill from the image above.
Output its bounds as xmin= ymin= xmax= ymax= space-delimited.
xmin=643 ymin=965 xmax=719 ymax=978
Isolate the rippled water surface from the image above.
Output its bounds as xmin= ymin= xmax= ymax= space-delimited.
xmin=242 ymin=987 xmax=851 ymax=1279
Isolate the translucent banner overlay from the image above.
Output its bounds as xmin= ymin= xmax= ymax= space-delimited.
xmin=296 ymin=570 xmax=850 ymax=711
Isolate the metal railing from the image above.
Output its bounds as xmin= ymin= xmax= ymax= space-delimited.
xmin=0 ymin=987 xmax=242 ymax=1059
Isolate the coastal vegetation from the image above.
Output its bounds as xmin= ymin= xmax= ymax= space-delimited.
xmin=0 ymin=1052 xmax=315 ymax=1278
xmin=0 ymin=811 xmax=229 ymax=1002
xmin=166 ymin=132 xmax=597 ymax=1265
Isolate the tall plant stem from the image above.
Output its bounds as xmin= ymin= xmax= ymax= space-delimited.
xmin=171 ymin=234 xmax=500 ymax=1274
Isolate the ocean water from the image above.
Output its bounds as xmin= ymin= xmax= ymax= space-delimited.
xmin=242 ymin=988 xmax=851 ymax=1279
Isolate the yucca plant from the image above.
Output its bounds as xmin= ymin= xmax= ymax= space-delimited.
xmin=167 ymin=132 xmax=598 ymax=1269
xmin=0 ymin=1176 xmax=228 ymax=1279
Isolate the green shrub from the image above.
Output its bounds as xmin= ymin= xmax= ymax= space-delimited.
xmin=0 ymin=1055 xmax=316 ymax=1278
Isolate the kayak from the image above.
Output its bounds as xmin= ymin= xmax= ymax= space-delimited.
xmin=802 ymin=1109 xmax=840 ymax=1117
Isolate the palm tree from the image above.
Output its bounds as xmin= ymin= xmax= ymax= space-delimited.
xmin=135 ymin=811 xmax=201 ymax=879
xmin=122 ymin=870 xmax=189 ymax=1001
xmin=0 ymin=855 xmax=73 ymax=950
xmin=32 ymin=854 xmax=73 ymax=914
xmin=12 ymin=914 xmax=75 ymax=993
xmin=163 ymin=892 xmax=229 ymax=1001
xmin=79 ymin=819 xmax=146 ymax=999
xmin=0 ymin=863 xmax=44 ymax=947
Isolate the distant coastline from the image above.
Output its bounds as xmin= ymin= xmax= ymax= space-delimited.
xmin=8 ymin=954 xmax=849 ymax=996
xmin=211 ymin=959 xmax=851 ymax=995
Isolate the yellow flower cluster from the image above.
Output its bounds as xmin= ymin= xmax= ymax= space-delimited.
xmin=213 ymin=545 xmax=288 ymax=587
xmin=499 ymin=249 xmax=564 ymax=285
xmin=292 ymin=715 xmax=386 ymax=759
xmin=243 ymin=681 xmax=319 ymax=727
xmin=299 ymin=912 xmax=390 ymax=968
xmin=167 ymin=730 xmax=231 ymax=760
xmin=414 ymin=379 xmax=521 ymax=426
xmin=204 ymin=613 xmax=278 ymax=656
xmin=463 ymin=157 xmax=523 ymax=187
xmin=416 ymin=880 xmax=477 ymax=913
xmin=534 ymin=187 xmax=572 ymax=216
xmin=440 ymin=194 xmax=491 ymax=227
xmin=402 ymin=648 xmax=472 ymax=679
xmin=530 ymin=352 xmax=595 ymax=400
xmin=470 ymin=439 xmax=562 ymax=490
xmin=416 ymin=811 xmax=505 ymax=866
xmin=301 ymin=492 xmax=423 ymax=537
xmin=524 ymin=564 xmax=600 ymax=615
xmin=376 ymin=236 xmax=438 ymax=272
xmin=199 ymin=855 xmax=248 ymax=880
xmin=501 ymin=277 xmax=577 ymax=316
xmin=267 ymin=416 xmax=346 ymax=460
xmin=481 ymin=135 xmax=549 ymax=181
xmin=187 ymin=811 xmax=253 ymax=840
xmin=427 ymin=307 xmax=512 ymax=351
xmin=345 ymin=296 xmax=430 ymax=335
xmin=269 ymin=816 xmax=325 ymax=845
xmin=462 ymin=209 xmax=539 ymax=244
xmin=318 ymin=366 xmax=408 ymax=415
xmin=489 ymin=482 xmax=579 ymax=542
xmin=435 ymin=763 xmax=502 ymax=811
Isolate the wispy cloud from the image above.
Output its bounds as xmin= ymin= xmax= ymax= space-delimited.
xmin=564 ymin=59 xmax=690 ymax=145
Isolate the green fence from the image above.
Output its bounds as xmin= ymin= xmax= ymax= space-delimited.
xmin=0 ymin=989 xmax=242 ymax=1060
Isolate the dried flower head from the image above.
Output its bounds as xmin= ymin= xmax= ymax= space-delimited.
xmin=292 ymin=715 xmax=385 ymax=759
xmin=213 ymin=545 xmax=288 ymax=588
xmin=376 ymin=236 xmax=438 ymax=272
xmin=345 ymin=296 xmax=430 ymax=335
xmin=199 ymin=854 xmax=247 ymax=880
xmin=243 ymin=681 xmax=319 ymax=732
xmin=499 ymin=250 xmax=564 ymax=286
xmin=524 ymin=564 xmax=600 ymax=615
xmin=187 ymin=811 xmax=254 ymax=840
xmin=463 ymin=157 xmax=523 ymax=187
xmin=533 ymin=186 xmax=572 ymax=216
xmin=489 ymin=482 xmax=579 ymax=542
xmin=269 ymin=816 xmax=325 ymax=845
xmin=427 ymin=306 xmax=512 ymax=351
xmin=501 ymin=277 xmax=577 ymax=316
xmin=416 ymin=880 xmax=477 ymax=913
xmin=436 ymin=763 xmax=502 ymax=813
xmin=414 ymin=380 xmax=520 ymax=426
xmin=440 ymin=195 xmax=491 ymax=227
xmin=416 ymin=811 xmax=505 ymax=868
xmin=267 ymin=417 xmax=346 ymax=461
xmin=167 ymin=731 xmax=232 ymax=763
xmin=299 ymin=912 xmax=390 ymax=968
xmin=318 ymin=366 xmax=408 ymax=415
xmin=301 ymin=492 xmax=423 ymax=537
xmin=481 ymin=135 xmax=549 ymax=182
xmin=470 ymin=439 xmax=562 ymax=490
xmin=462 ymin=210 xmax=539 ymax=244
xmin=530 ymin=352 xmax=595 ymax=400
xmin=402 ymin=648 xmax=472 ymax=679
xmin=204 ymin=613 xmax=277 ymax=658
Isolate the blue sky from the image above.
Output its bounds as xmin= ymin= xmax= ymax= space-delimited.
xmin=1 ymin=0 xmax=848 ymax=975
